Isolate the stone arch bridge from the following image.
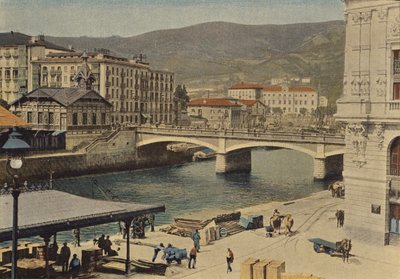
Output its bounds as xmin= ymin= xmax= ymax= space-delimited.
xmin=135 ymin=127 xmax=345 ymax=180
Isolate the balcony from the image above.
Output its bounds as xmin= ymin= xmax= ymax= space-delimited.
xmin=389 ymin=101 xmax=400 ymax=111
xmin=4 ymin=52 xmax=11 ymax=59
xmin=42 ymin=69 xmax=48 ymax=75
xmin=12 ymin=53 xmax=18 ymax=59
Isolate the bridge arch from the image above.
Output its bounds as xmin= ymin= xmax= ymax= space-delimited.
xmin=225 ymin=142 xmax=317 ymax=158
xmin=137 ymin=136 xmax=219 ymax=151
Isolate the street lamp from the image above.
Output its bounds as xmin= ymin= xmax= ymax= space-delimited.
xmin=2 ymin=128 xmax=30 ymax=279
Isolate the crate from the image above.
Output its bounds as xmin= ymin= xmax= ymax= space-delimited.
xmin=251 ymin=215 xmax=264 ymax=229
xmin=241 ymin=258 xmax=259 ymax=279
xmin=200 ymin=229 xmax=210 ymax=246
xmin=209 ymin=227 xmax=216 ymax=242
xmin=267 ymin=260 xmax=285 ymax=279
xmin=82 ymin=248 xmax=103 ymax=272
xmin=252 ymin=259 xmax=272 ymax=279
xmin=239 ymin=217 xmax=254 ymax=229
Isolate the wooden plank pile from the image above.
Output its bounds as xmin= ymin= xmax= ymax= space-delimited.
xmin=160 ymin=212 xmax=242 ymax=237
xmin=97 ymin=256 xmax=168 ymax=276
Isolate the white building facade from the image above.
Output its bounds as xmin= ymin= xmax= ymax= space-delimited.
xmin=336 ymin=0 xmax=400 ymax=245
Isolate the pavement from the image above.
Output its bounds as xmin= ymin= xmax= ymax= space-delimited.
xmin=66 ymin=191 xmax=400 ymax=279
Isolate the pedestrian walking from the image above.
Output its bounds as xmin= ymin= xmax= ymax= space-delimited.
xmin=104 ymin=235 xmax=112 ymax=255
xmin=152 ymin=243 xmax=165 ymax=262
xmin=60 ymin=242 xmax=71 ymax=272
xmin=188 ymin=246 xmax=197 ymax=269
xmin=69 ymin=254 xmax=81 ymax=278
xmin=72 ymin=228 xmax=80 ymax=247
xmin=226 ymin=248 xmax=234 ymax=273
xmin=191 ymin=229 xmax=201 ymax=252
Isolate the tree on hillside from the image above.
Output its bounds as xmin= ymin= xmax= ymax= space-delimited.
xmin=174 ymin=85 xmax=190 ymax=110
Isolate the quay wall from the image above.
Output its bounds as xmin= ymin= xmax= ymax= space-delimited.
xmin=0 ymin=130 xmax=192 ymax=184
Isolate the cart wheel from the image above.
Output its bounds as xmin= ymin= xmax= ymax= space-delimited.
xmin=177 ymin=259 xmax=182 ymax=264
xmin=313 ymin=243 xmax=320 ymax=253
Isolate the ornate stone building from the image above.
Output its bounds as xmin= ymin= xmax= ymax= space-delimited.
xmin=31 ymin=50 xmax=175 ymax=126
xmin=0 ymin=32 xmax=69 ymax=103
xmin=336 ymin=0 xmax=400 ymax=245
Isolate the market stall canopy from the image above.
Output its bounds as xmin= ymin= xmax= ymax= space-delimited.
xmin=0 ymin=190 xmax=165 ymax=241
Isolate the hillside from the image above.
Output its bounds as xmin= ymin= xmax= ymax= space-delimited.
xmin=47 ymin=21 xmax=345 ymax=103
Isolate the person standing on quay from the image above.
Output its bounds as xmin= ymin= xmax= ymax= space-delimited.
xmin=152 ymin=243 xmax=165 ymax=262
xmin=97 ymin=234 xmax=106 ymax=254
xmin=72 ymin=228 xmax=80 ymax=247
xmin=60 ymin=242 xmax=71 ymax=272
xmin=226 ymin=248 xmax=234 ymax=273
xmin=188 ymin=246 xmax=197 ymax=269
xmin=191 ymin=229 xmax=201 ymax=252
xmin=104 ymin=235 xmax=112 ymax=255
xmin=69 ymin=254 xmax=81 ymax=278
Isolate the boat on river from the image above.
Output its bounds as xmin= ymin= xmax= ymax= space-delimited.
xmin=192 ymin=148 xmax=216 ymax=161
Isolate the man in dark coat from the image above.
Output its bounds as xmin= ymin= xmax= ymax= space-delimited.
xmin=60 ymin=242 xmax=71 ymax=272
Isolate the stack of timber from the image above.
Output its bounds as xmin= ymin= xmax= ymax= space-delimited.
xmin=98 ymin=256 xmax=167 ymax=276
xmin=160 ymin=212 xmax=242 ymax=237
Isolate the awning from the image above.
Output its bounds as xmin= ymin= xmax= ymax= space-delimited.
xmin=141 ymin=113 xmax=151 ymax=118
xmin=51 ymin=130 xmax=66 ymax=136
xmin=0 ymin=190 xmax=165 ymax=241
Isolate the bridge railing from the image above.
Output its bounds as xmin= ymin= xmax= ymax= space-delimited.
xmin=135 ymin=126 xmax=345 ymax=144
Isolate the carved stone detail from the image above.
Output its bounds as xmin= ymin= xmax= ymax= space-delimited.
xmin=376 ymin=77 xmax=387 ymax=97
xmin=360 ymin=11 xmax=372 ymax=23
xmin=346 ymin=123 xmax=368 ymax=168
xmin=389 ymin=16 xmax=400 ymax=37
xmin=376 ymin=123 xmax=385 ymax=151
xmin=351 ymin=76 xmax=361 ymax=95
xmin=360 ymin=77 xmax=370 ymax=95
xmin=352 ymin=13 xmax=361 ymax=24
xmin=377 ymin=9 xmax=388 ymax=21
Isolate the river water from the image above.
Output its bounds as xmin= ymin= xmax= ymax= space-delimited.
xmin=42 ymin=148 xmax=329 ymax=243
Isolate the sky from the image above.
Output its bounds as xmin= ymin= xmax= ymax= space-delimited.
xmin=0 ymin=0 xmax=344 ymax=37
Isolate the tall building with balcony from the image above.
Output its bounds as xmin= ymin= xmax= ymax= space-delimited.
xmin=0 ymin=32 xmax=70 ymax=103
xmin=31 ymin=50 xmax=175 ymax=125
xmin=336 ymin=0 xmax=400 ymax=245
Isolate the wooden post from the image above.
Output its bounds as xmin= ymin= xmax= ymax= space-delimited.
xmin=124 ymin=219 xmax=133 ymax=276
xmin=41 ymin=234 xmax=51 ymax=279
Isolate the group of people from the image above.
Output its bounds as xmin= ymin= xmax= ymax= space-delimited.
xmin=151 ymin=229 xmax=234 ymax=273
xmin=59 ymin=242 xmax=81 ymax=277
xmin=96 ymin=234 xmax=117 ymax=256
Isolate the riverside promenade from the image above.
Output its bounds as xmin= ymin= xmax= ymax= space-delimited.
xmin=68 ymin=191 xmax=399 ymax=279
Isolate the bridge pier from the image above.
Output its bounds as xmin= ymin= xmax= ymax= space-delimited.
xmin=313 ymin=155 xmax=343 ymax=180
xmin=215 ymin=150 xmax=251 ymax=174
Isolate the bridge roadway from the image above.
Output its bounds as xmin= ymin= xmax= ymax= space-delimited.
xmin=135 ymin=127 xmax=345 ymax=180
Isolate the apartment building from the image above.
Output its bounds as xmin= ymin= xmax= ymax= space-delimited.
xmin=228 ymin=83 xmax=263 ymax=100
xmin=0 ymin=31 xmax=70 ymax=103
xmin=188 ymin=98 xmax=242 ymax=129
xmin=31 ymin=50 xmax=175 ymax=125
xmin=262 ymin=85 xmax=319 ymax=114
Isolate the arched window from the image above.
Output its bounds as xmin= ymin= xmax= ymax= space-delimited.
xmin=390 ymin=137 xmax=400 ymax=176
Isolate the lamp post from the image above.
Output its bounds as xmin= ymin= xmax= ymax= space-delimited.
xmin=2 ymin=128 xmax=30 ymax=279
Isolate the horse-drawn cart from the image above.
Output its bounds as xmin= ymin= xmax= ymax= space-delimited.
xmin=309 ymin=238 xmax=338 ymax=256
xmin=309 ymin=238 xmax=352 ymax=262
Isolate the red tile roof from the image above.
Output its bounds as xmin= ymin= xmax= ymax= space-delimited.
xmin=0 ymin=106 xmax=29 ymax=128
xmin=188 ymin=98 xmax=241 ymax=107
xmin=263 ymin=85 xmax=316 ymax=93
xmin=230 ymin=83 xmax=264 ymax=90
xmin=239 ymin=100 xmax=257 ymax=106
